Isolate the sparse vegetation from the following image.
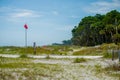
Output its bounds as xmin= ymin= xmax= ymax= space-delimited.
xmin=102 ymin=62 xmax=120 ymax=78
xmin=0 ymin=43 xmax=120 ymax=79
xmin=104 ymin=62 xmax=120 ymax=71
xmin=0 ymin=45 xmax=72 ymax=55
xmin=0 ymin=57 xmax=120 ymax=80
xmin=73 ymin=47 xmax=102 ymax=55
xmin=1 ymin=43 xmax=120 ymax=57
xmin=94 ymin=64 xmax=102 ymax=73
xmin=0 ymin=57 xmax=63 ymax=80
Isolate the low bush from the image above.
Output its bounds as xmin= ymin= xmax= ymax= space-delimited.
xmin=20 ymin=54 xmax=28 ymax=58
xmin=73 ymin=58 xmax=87 ymax=63
xmin=45 ymin=55 xmax=50 ymax=59
xmin=103 ymin=52 xmax=118 ymax=59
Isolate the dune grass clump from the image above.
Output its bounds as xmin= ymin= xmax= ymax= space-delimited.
xmin=105 ymin=62 xmax=120 ymax=71
xmin=73 ymin=47 xmax=102 ymax=56
xmin=94 ymin=64 xmax=102 ymax=73
xmin=20 ymin=54 xmax=28 ymax=58
xmin=73 ymin=58 xmax=87 ymax=63
xmin=103 ymin=52 xmax=118 ymax=59
xmin=45 ymin=55 xmax=50 ymax=59
xmin=103 ymin=52 xmax=112 ymax=58
xmin=103 ymin=62 xmax=120 ymax=77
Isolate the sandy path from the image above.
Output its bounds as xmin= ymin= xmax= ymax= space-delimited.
xmin=0 ymin=54 xmax=102 ymax=59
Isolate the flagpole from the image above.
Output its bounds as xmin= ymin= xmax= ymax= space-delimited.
xmin=25 ymin=28 xmax=27 ymax=48
xmin=24 ymin=24 xmax=28 ymax=54
xmin=25 ymin=27 xmax=27 ymax=54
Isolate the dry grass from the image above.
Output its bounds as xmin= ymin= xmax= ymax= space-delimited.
xmin=73 ymin=47 xmax=102 ymax=55
xmin=0 ymin=46 xmax=72 ymax=55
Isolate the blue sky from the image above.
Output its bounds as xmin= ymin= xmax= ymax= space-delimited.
xmin=0 ymin=0 xmax=120 ymax=46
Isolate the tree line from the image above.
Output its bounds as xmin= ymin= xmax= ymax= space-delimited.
xmin=71 ymin=10 xmax=120 ymax=46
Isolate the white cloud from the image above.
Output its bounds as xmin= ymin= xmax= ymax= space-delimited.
xmin=12 ymin=11 xmax=32 ymax=18
xmin=83 ymin=0 xmax=120 ymax=14
xmin=10 ymin=10 xmax=42 ymax=18
xmin=0 ymin=7 xmax=43 ymax=22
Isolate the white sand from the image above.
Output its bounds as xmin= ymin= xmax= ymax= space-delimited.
xmin=0 ymin=54 xmax=102 ymax=59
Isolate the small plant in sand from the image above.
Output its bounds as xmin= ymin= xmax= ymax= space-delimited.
xmin=45 ymin=54 xmax=50 ymax=59
xmin=73 ymin=58 xmax=87 ymax=63
xmin=20 ymin=54 xmax=28 ymax=58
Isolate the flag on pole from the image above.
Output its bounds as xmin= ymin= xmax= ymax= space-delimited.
xmin=24 ymin=24 xmax=28 ymax=54
xmin=24 ymin=24 xmax=28 ymax=29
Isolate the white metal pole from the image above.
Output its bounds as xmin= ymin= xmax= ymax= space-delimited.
xmin=25 ymin=29 xmax=27 ymax=53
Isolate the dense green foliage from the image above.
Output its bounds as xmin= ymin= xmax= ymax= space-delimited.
xmin=72 ymin=10 xmax=120 ymax=46
xmin=62 ymin=40 xmax=72 ymax=45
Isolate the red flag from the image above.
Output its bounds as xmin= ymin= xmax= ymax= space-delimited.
xmin=24 ymin=24 xmax=28 ymax=29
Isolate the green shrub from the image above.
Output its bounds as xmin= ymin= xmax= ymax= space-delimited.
xmin=45 ymin=55 xmax=50 ymax=59
xmin=103 ymin=52 xmax=112 ymax=58
xmin=73 ymin=58 xmax=87 ymax=63
xmin=20 ymin=54 xmax=28 ymax=58
xmin=103 ymin=52 xmax=118 ymax=59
